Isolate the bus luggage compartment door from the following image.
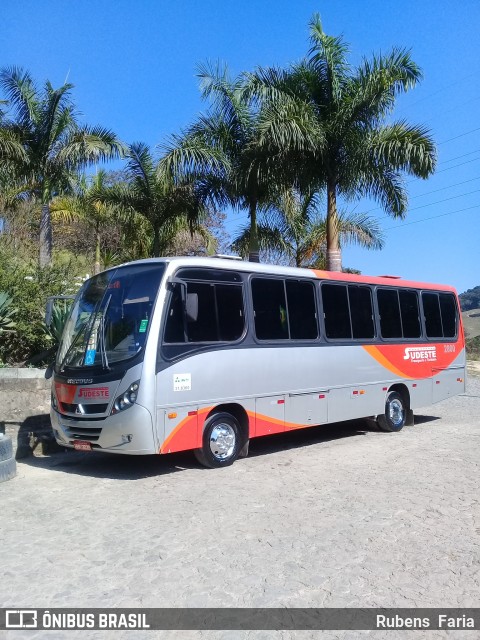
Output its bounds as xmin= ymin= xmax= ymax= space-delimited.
xmin=285 ymin=391 xmax=328 ymax=429
xmin=255 ymin=395 xmax=285 ymax=437
xmin=432 ymin=365 xmax=465 ymax=403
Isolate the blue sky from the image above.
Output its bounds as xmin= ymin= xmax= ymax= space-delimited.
xmin=1 ymin=0 xmax=479 ymax=293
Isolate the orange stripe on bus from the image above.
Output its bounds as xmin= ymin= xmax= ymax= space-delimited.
xmin=160 ymin=407 xmax=212 ymax=453
xmin=362 ymin=345 xmax=413 ymax=379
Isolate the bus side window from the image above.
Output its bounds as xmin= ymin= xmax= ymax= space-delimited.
xmin=185 ymin=282 xmax=217 ymax=342
xmin=322 ymin=284 xmax=352 ymax=339
xmin=422 ymin=291 xmax=457 ymax=339
xmin=399 ymin=290 xmax=421 ymax=338
xmin=439 ymin=293 xmax=457 ymax=338
xmin=348 ymin=285 xmax=374 ymax=339
xmin=286 ymin=280 xmax=318 ymax=339
xmin=422 ymin=292 xmax=443 ymax=338
xmin=377 ymin=289 xmax=402 ymax=339
xmin=252 ymin=278 xmax=289 ymax=340
xmin=164 ymin=281 xmax=245 ymax=344
xmin=164 ymin=286 xmax=185 ymax=343
xmin=216 ymin=285 xmax=244 ymax=341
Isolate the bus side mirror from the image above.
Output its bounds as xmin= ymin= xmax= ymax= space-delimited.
xmin=186 ymin=293 xmax=198 ymax=323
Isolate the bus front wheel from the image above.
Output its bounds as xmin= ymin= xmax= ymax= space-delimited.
xmin=377 ymin=391 xmax=406 ymax=432
xmin=194 ymin=412 xmax=241 ymax=468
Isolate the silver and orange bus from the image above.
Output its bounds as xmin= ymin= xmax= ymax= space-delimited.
xmin=50 ymin=256 xmax=466 ymax=467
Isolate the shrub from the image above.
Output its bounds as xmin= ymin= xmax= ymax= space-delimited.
xmin=0 ymin=292 xmax=16 ymax=333
xmin=0 ymin=248 xmax=83 ymax=364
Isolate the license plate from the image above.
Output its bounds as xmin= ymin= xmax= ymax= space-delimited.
xmin=73 ymin=440 xmax=92 ymax=451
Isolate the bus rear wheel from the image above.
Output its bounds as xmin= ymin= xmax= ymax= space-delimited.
xmin=194 ymin=412 xmax=241 ymax=468
xmin=377 ymin=391 xmax=407 ymax=432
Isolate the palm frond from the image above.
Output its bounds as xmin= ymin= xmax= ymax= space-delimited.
xmin=308 ymin=13 xmax=350 ymax=104
xmin=0 ymin=127 xmax=26 ymax=162
xmin=0 ymin=66 xmax=39 ymax=128
xmin=371 ymin=121 xmax=437 ymax=177
xmin=56 ymin=126 xmax=125 ymax=169
xmin=159 ymin=130 xmax=229 ymax=179
xmin=336 ymin=210 xmax=385 ymax=250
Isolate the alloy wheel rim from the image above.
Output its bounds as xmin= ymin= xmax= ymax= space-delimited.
xmin=389 ymin=399 xmax=404 ymax=427
xmin=209 ymin=423 xmax=236 ymax=460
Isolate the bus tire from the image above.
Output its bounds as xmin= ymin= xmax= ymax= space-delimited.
xmin=194 ymin=412 xmax=241 ymax=469
xmin=377 ymin=391 xmax=407 ymax=432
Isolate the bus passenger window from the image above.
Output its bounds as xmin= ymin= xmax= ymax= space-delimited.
xmin=322 ymin=284 xmax=352 ymax=339
xmin=422 ymin=291 xmax=457 ymax=339
xmin=348 ymin=286 xmax=374 ymax=339
xmin=216 ymin=285 xmax=244 ymax=341
xmin=439 ymin=293 xmax=457 ymax=337
xmin=422 ymin=292 xmax=443 ymax=338
xmin=286 ymin=280 xmax=318 ymax=339
xmin=377 ymin=289 xmax=402 ymax=339
xmin=252 ymin=278 xmax=289 ymax=340
xmin=185 ymin=282 xmax=217 ymax=342
xmin=164 ymin=286 xmax=185 ymax=343
xmin=399 ymin=290 xmax=421 ymax=338
xmin=164 ymin=281 xmax=245 ymax=344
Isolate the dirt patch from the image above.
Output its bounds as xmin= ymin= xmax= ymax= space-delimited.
xmin=467 ymin=360 xmax=480 ymax=377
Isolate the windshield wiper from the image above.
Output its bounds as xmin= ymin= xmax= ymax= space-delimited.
xmin=99 ymin=294 xmax=112 ymax=371
xmin=60 ymin=313 xmax=96 ymax=372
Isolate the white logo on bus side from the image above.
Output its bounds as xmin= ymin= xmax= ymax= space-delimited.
xmin=403 ymin=346 xmax=437 ymax=362
xmin=173 ymin=373 xmax=191 ymax=391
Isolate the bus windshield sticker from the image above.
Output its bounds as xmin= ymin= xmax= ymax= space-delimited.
xmin=173 ymin=373 xmax=191 ymax=392
xmin=139 ymin=319 xmax=148 ymax=333
xmin=85 ymin=349 xmax=96 ymax=366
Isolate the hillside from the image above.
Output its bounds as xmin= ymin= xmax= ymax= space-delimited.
xmin=462 ymin=308 xmax=480 ymax=340
xmin=459 ymin=286 xmax=480 ymax=312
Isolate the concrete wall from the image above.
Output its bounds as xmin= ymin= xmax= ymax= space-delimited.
xmin=0 ymin=369 xmax=50 ymax=423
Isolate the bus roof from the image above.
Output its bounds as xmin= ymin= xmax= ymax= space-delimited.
xmin=103 ymin=256 xmax=458 ymax=293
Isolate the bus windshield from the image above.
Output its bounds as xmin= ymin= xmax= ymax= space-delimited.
xmin=57 ymin=263 xmax=165 ymax=370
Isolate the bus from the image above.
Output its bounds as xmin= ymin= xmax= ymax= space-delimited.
xmin=49 ymin=256 xmax=466 ymax=468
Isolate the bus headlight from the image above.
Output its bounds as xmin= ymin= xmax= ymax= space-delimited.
xmin=111 ymin=381 xmax=140 ymax=414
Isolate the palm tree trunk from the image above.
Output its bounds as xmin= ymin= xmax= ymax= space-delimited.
xmin=248 ymin=200 xmax=260 ymax=263
xmin=39 ymin=202 xmax=52 ymax=268
xmin=94 ymin=224 xmax=101 ymax=274
xmin=326 ymin=178 xmax=342 ymax=271
xmin=152 ymin=226 xmax=161 ymax=258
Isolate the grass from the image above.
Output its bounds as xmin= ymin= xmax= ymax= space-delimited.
xmin=462 ymin=307 xmax=480 ymax=340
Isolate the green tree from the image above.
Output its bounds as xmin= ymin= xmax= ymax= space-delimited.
xmin=0 ymin=245 xmax=83 ymax=364
xmin=51 ymin=170 xmax=121 ymax=275
xmin=0 ymin=66 xmax=124 ymax=267
xmin=161 ymin=62 xmax=315 ymax=262
xmin=232 ymin=188 xmax=384 ymax=267
xmin=96 ymin=142 xmax=212 ymax=257
xmin=245 ymin=14 xmax=436 ymax=270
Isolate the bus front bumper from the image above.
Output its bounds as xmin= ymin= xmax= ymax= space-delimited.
xmin=50 ymin=403 xmax=157 ymax=455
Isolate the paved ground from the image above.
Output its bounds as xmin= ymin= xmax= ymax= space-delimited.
xmin=1 ymin=375 xmax=479 ymax=640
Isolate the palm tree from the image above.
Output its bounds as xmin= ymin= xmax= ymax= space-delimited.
xmin=50 ymin=170 xmax=121 ymax=274
xmin=161 ymin=62 xmax=318 ymax=262
xmin=96 ymin=142 xmax=213 ymax=257
xmin=245 ymin=14 xmax=436 ymax=270
xmin=0 ymin=66 xmax=124 ymax=267
xmin=232 ymin=188 xmax=384 ymax=267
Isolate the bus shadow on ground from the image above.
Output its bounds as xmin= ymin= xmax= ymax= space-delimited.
xmin=247 ymin=414 xmax=439 ymax=458
xmin=16 ymin=414 xmax=441 ymax=480
xmin=18 ymin=448 xmax=197 ymax=480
